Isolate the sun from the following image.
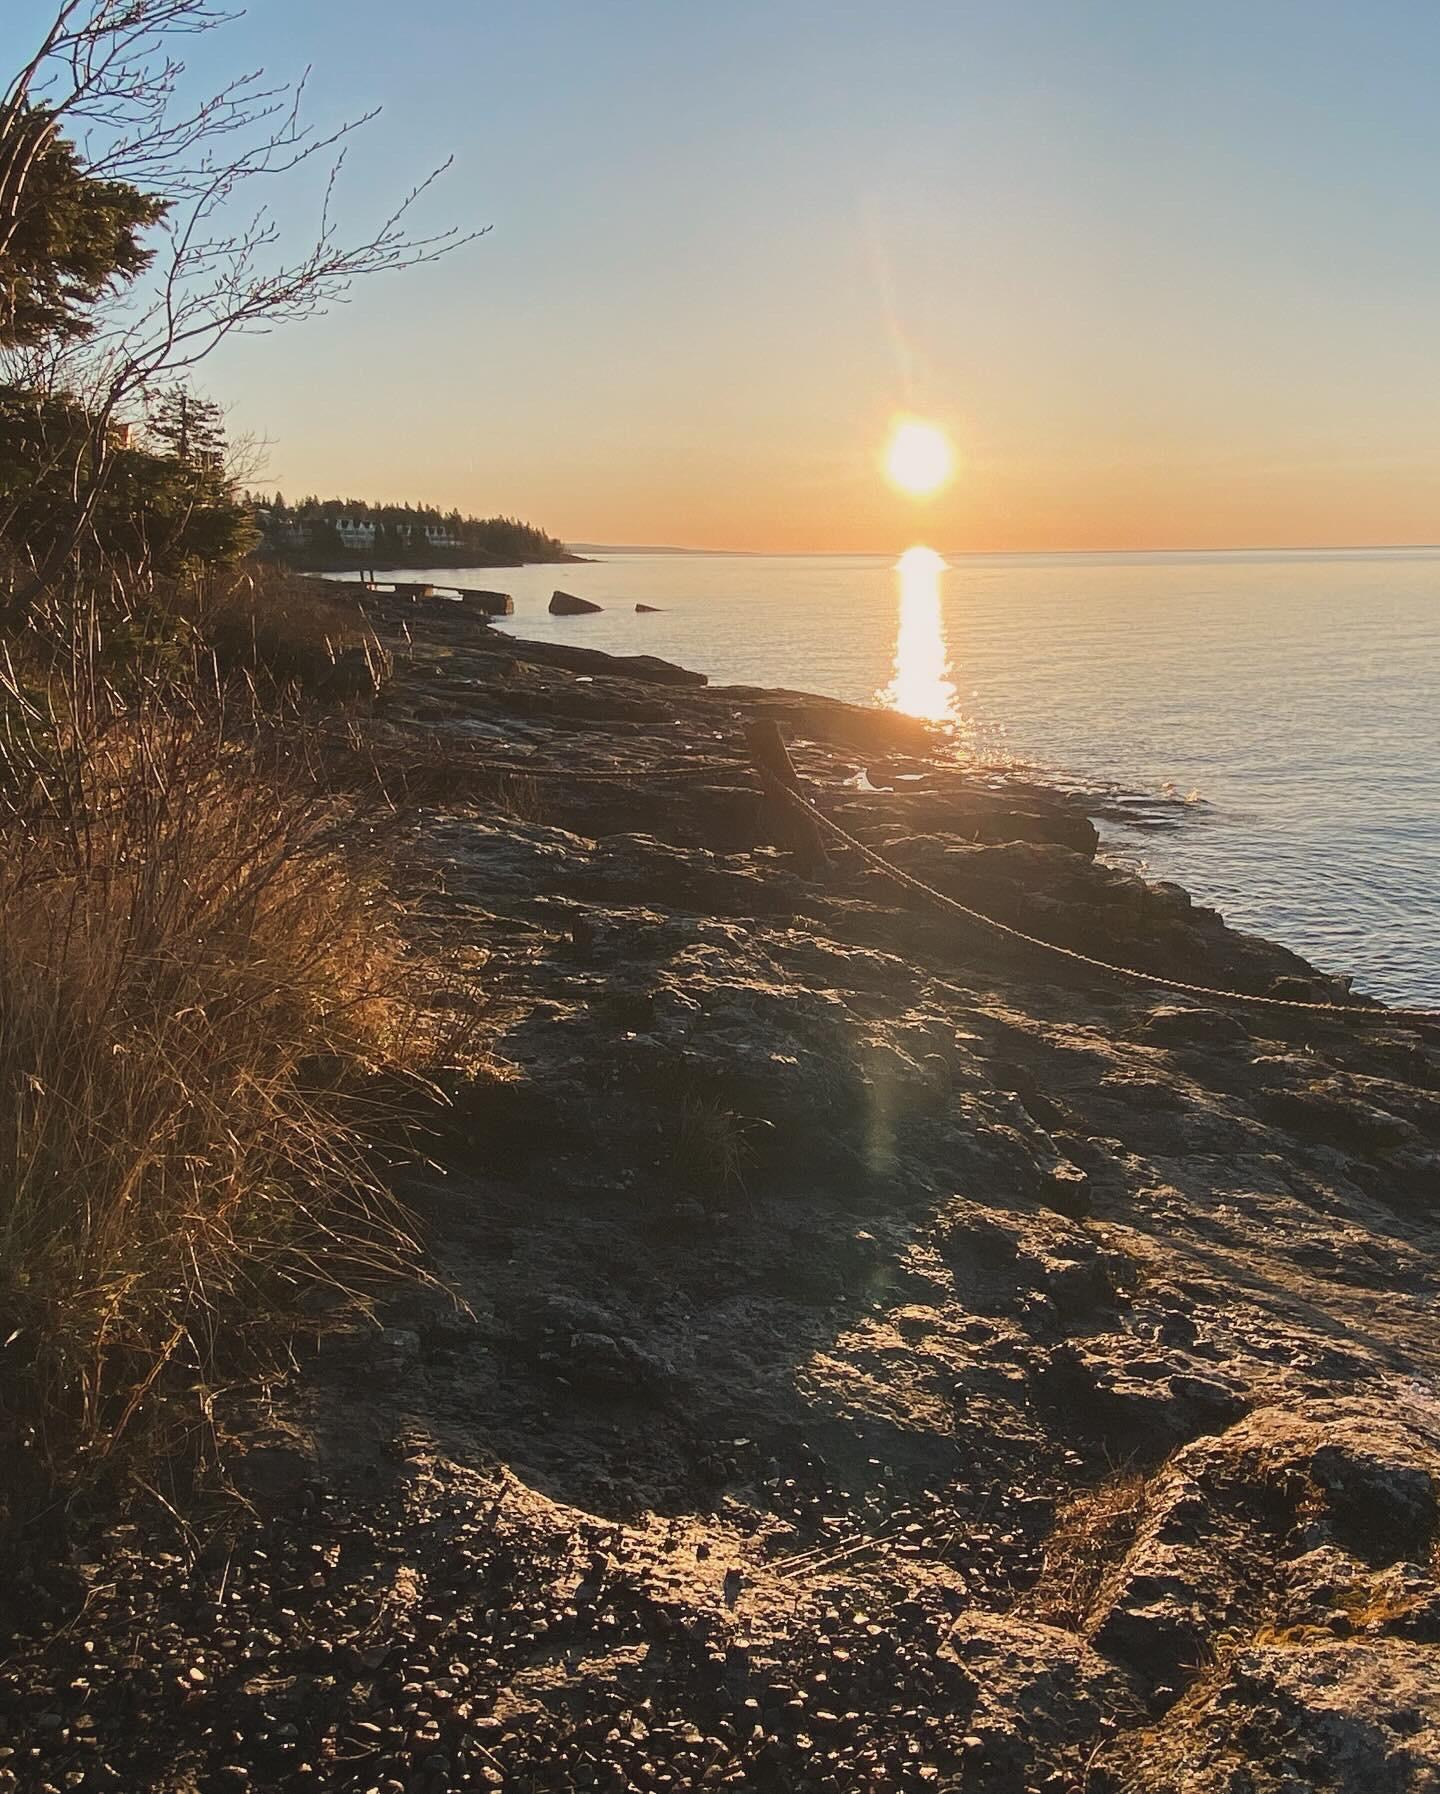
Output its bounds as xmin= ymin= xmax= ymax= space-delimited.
xmin=885 ymin=418 xmax=953 ymax=497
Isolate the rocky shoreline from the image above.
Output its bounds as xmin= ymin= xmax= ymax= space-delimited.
xmin=3 ymin=593 xmax=1438 ymax=1794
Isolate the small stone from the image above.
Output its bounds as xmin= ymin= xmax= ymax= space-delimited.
xmin=1144 ymin=1005 xmax=1248 ymax=1046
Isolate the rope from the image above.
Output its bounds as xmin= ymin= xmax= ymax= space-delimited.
xmin=768 ymin=778 xmax=1440 ymax=1025
xmin=325 ymin=703 xmax=1438 ymax=1025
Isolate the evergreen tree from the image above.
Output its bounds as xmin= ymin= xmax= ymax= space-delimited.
xmin=0 ymin=388 xmax=254 ymax=573
xmin=0 ymin=115 xmax=164 ymax=350
xmin=145 ymin=387 xmax=227 ymax=468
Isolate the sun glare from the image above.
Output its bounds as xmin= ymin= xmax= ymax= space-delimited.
xmin=878 ymin=546 xmax=956 ymax=723
xmin=885 ymin=419 xmax=953 ymax=497
xmin=896 ymin=544 xmax=947 ymax=576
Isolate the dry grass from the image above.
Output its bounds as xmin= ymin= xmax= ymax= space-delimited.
xmin=672 ymin=1095 xmax=756 ymax=1199
xmin=190 ymin=563 xmax=389 ymax=698
xmin=491 ymin=770 xmax=549 ymax=825
xmin=0 ymin=662 xmax=448 ymax=1494
xmin=1026 ymin=1469 xmax=1149 ymax=1630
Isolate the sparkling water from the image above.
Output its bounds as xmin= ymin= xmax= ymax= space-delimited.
xmin=345 ymin=548 xmax=1440 ymax=1004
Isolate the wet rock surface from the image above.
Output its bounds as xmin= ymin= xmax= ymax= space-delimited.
xmin=3 ymin=595 xmax=1438 ymax=1792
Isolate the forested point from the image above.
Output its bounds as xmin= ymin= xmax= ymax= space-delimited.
xmin=249 ymin=494 xmax=573 ymax=566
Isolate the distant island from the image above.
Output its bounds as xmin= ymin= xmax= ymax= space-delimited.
xmin=249 ymin=493 xmax=586 ymax=571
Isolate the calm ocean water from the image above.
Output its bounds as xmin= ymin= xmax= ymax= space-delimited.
xmin=352 ymin=549 xmax=1440 ymax=1005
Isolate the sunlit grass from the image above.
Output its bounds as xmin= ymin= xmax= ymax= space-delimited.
xmin=0 ymin=641 xmax=451 ymax=1492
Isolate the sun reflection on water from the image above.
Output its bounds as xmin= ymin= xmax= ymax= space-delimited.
xmin=877 ymin=545 xmax=957 ymax=723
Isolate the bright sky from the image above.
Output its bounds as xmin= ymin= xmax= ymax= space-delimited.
xmin=29 ymin=0 xmax=1440 ymax=550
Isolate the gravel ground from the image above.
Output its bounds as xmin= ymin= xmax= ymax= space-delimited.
xmin=4 ymin=599 xmax=1438 ymax=1793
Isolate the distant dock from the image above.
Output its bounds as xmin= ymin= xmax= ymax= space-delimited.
xmin=358 ymin=580 xmax=513 ymax=616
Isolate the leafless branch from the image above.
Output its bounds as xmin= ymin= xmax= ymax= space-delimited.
xmin=1 ymin=0 xmax=486 ymax=612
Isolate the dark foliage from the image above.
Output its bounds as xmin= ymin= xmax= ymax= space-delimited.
xmin=0 ymin=386 xmax=255 ymax=575
xmin=0 ymin=115 xmax=165 ymax=349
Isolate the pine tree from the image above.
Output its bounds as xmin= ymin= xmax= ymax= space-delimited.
xmin=145 ymin=386 xmax=227 ymax=468
xmin=0 ymin=116 xmax=165 ymax=350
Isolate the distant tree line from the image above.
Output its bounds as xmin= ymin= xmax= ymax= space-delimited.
xmin=250 ymin=494 xmax=570 ymax=564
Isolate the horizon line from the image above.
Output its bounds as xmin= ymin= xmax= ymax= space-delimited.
xmin=566 ymin=538 xmax=1440 ymax=558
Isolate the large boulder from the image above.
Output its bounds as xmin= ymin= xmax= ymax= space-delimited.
xmin=550 ymin=589 xmax=603 ymax=615
xmin=941 ymin=1614 xmax=1128 ymax=1789
xmin=456 ymin=588 xmax=514 ymax=616
xmin=1084 ymin=1401 xmax=1440 ymax=1695
xmin=1108 ymin=1640 xmax=1440 ymax=1793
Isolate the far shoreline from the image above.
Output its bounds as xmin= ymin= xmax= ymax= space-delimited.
xmin=270 ymin=547 xmax=591 ymax=575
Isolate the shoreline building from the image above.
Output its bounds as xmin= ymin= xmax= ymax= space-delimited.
xmin=333 ymin=517 xmax=460 ymax=551
xmin=253 ymin=509 xmax=463 ymax=553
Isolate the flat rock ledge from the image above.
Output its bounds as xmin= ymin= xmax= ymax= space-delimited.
xmin=2 ymin=596 xmax=1437 ymax=1794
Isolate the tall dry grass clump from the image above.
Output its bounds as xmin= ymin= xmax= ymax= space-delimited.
xmin=1025 ymin=1469 xmax=1148 ymax=1629
xmin=0 ymin=653 xmax=437 ymax=1488
xmin=189 ymin=562 xmax=391 ymax=698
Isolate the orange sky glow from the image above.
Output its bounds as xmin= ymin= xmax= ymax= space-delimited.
xmin=206 ymin=2 xmax=1440 ymax=555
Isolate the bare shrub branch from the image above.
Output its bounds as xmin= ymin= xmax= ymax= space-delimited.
xmin=1 ymin=0 xmax=485 ymax=608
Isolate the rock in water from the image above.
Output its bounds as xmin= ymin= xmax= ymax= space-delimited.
xmin=456 ymin=588 xmax=514 ymax=616
xmin=550 ymin=590 xmax=603 ymax=615
xmin=635 ymin=602 xmax=663 ymax=613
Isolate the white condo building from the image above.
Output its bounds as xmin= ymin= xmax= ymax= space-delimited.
xmin=334 ymin=518 xmax=458 ymax=549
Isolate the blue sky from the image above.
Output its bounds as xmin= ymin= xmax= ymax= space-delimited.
xmin=12 ymin=1 xmax=1440 ymax=547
